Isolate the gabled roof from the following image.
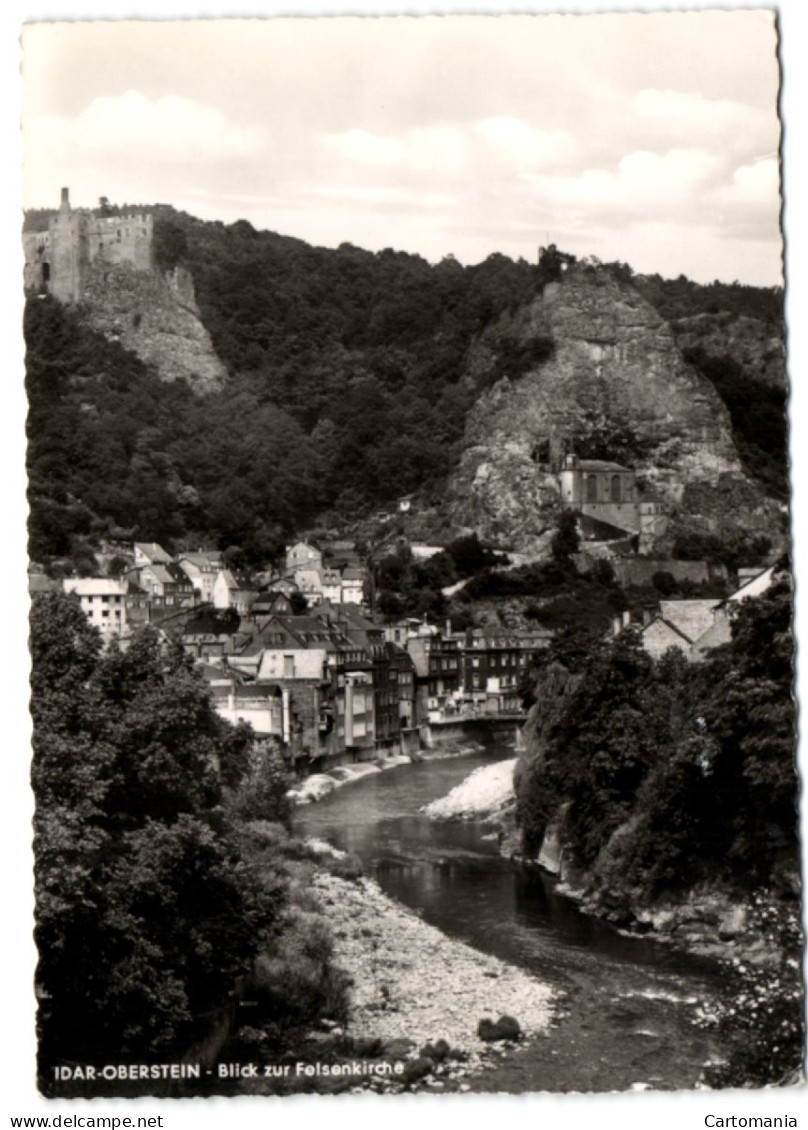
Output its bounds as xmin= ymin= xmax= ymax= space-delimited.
xmin=134 ymin=542 xmax=173 ymax=564
xmin=640 ymin=615 xmax=694 ymax=646
xmin=215 ymin=569 xmax=254 ymax=596
xmin=165 ymin=562 xmax=193 ymax=585
xmin=727 ymin=566 xmax=775 ymax=603
xmin=142 ymin=563 xmax=174 ymax=585
xmin=178 ymin=551 xmax=221 ymax=571
xmin=659 ymin=599 xmax=720 ymax=642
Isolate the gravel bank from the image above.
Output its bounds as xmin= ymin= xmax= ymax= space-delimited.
xmin=312 ymin=867 xmax=554 ymax=1084
xmin=421 ymin=758 xmax=517 ymax=821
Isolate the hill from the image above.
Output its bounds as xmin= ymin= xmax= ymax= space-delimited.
xmin=23 ymin=207 xmax=787 ymax=572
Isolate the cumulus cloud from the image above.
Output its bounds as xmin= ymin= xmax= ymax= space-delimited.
xmin=323 ymin=123 xmax=470 ymax=178
xmin=29 ymin=91 xmax=263 ymax=164
xmin=473 ymin=117 xmax=577 ymax=170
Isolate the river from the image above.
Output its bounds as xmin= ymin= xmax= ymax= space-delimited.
xmin=294 ymin=744 xmax=729 ymax=1093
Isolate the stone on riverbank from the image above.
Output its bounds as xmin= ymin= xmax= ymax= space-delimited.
xmin=478 ymin=1015 xmax=522 ymax=1042
xmin=421 ymin=759 xmax=517 ymax=821
xmin=312 ymin=870 xmax=554 ymax=1067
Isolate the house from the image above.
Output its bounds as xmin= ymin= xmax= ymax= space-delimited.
xmin=340 ymin=567 xmax=366 ymax=605
xmin=176 ymin=551 xmax=222 ymax=602
xmin=636 ymin=567 xmax=776 ymax=662
xmin=461 ymin=627 xmax=551 ymax=714
xmin=321 ymin=568 xmax=344 ymax=604
xmin=292 ymin=567 xmax=324 ymax=605
xmin=226 ymin=613 xmax=377 ymax=764
xmin=212 ymin=569 xmax=257 ymax=616
xmin=248 ymin=591 xmax=294 ymax=618
xmin=405 ymin=624 xmax=462 ymax=723
xmin=133 ymin=542 xmax=173 ymax=569
xmin=658 ymin=599 xmax=722 ymax=644
xmin=285 ymin=541 xmax=323 ymax=574
xmin=129 ymin=561 xmax=196 ymax=604
xmin=63 ymin=577 xmax=128 ymax=639
xmin=637 ymin=615 xmax=696 ymax=662
xmin=209 ymin=680 xmax=286 ymax=739
xmin=309 ymin=602 xmax=412 ymax=749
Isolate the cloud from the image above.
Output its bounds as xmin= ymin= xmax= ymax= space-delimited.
xmin=323 ymin=123 xmax=470 ymax=178
xmin=633 ymin=88 xmax=777 ymax=155
xmin=524 ymin=148 xmax=721 ymax=229
xmin=28 ymin=90 xmax=263 ymax=165
xmin=473 ymin=117 xmax=577 ymax=169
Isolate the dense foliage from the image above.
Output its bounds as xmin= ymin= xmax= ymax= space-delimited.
xmin=515 ymin=578 xmax=801 ymax=1086
xmin=631 ymin=271 xmax=783 ymax=326
xmin=25 ymin=227 xmax=548 ymax=567
xmin=25 ymin=207 xmax=785 ymax=570
xmin=700 ymin=895 xmax=804 ymax=1088
xmin=517 ymin=577 xmax=798 ymax=892
xmin=31 ymin=592 xmax=343 ymax=1091
xmin=681 ymin=346 xmax=788 ymax=499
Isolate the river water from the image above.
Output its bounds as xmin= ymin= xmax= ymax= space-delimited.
xmin=294 ymin=745 xmax=729 ymax=1093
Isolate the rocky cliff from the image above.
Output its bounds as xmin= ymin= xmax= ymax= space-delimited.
xmin=78 ymin=262 xmax=227 ymax=394
xmin=448 ymin=264 xmax=779 ymax=551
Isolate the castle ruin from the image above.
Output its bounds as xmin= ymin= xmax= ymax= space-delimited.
xmin=23 ymin=188 xmax=154 ymax=303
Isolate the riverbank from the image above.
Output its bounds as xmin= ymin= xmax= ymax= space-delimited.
xmin=421 ymin=758 xmax=517 ymax=822
xmin=309 ymin=857 xmax=555 ymax=1091
xmin=418 ymin=760 xmax=765 ymax=964
xmin=287 ymin=743 xmax=487 ymax=805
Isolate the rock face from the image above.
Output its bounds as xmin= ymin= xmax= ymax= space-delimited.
xmin=79 ymin=262 xmax=227 ymax=394
xmin=448 ymin=265 xmax=778 ymax=550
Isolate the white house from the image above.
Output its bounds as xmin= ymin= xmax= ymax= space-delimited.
xmin=63 ymin=577 xmax=128 ymax=639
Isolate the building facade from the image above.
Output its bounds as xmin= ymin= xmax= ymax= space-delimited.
xmin=24 ymin=189 xmax=154 ymax=303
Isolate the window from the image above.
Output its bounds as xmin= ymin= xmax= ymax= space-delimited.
xmin=283 ymin=655 xmax=295 ymax=678
xmin=611 ymin=475 xmax=622 ymax=502
xmin=587 ymin=475 xmax=598 ymax=503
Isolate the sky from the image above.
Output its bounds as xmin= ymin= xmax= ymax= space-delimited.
xmin=20 ymin=9 xmax=784 ymax=285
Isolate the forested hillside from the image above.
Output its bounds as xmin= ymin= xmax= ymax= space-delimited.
xmin=24 ymin=206 xmax=787 ymax=570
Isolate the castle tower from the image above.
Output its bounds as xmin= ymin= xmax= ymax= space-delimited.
xmin=24 ymin=188 xmax=156 ymax=303
xmin=48 ymin=186 xmax=87 ymax=303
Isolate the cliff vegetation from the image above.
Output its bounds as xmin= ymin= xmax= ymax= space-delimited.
xmin=24 ymin=207 xmax=786 ymax=572
xmin=514 ymin=575 xmax=802 ymax=1085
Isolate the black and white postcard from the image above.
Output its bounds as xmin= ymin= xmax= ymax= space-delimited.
xmin=9 ymin=1 xmax=806 ymax=1123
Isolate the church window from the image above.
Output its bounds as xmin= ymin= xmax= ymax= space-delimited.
xmin=586 ymin=475 xmax=598 ymax=503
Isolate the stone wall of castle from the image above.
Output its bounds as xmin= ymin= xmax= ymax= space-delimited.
xmin=23 ymin=188 xmax=154 ymax=303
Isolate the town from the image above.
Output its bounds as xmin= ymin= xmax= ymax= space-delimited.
xmin=29 ymin=526 xmax=777 ymax=776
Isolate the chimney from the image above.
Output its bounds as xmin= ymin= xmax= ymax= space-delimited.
xmin=60 ymin=187 xmax=70 ymax=211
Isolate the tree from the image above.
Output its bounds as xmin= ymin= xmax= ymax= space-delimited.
xmin=31 ymin=593 xmax=284 ymax=1084
xmin=551 ymin=510 xmax=580 ymax=567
